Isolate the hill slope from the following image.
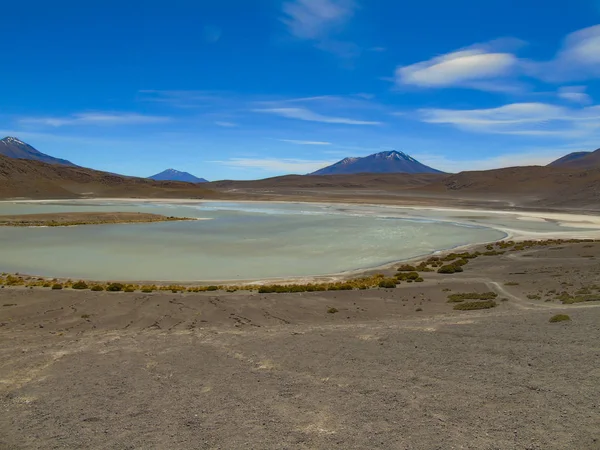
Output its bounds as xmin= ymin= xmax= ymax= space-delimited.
xmin=149 ymin=169 xmax=208 ymax=183
xmin=0 ymin=137 xmax=76 ymax=166
xmin=548 ymin=149 xmax=600 ymax=169
xmin=311 ymin=150 xmax=444 ymax=175
xmin=0 ymin=155 xmax=217 ymax=199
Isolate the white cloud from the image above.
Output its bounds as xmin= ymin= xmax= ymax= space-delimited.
xmin=395 ymin=25 xmax=600 ymax=90
xmin=20 ymin=113 xmax=170 ymax=127
xmin=396 ymin=49 xmax=519 ymax=89
xmin=282 ymin=0 xmax=355 ymax=40
xmin=527 ymin=25 xmax=600 ymax=82
xmin=277 ymin=139 xmax=332 ymax=145
xmin=558 ymin=86 xmax=592 ymax=104
xmin=281 ymin=0 xmax=358 ymax=57
xmin=254 ymin=107 xmax=381 ymax=125
xmin=212 ymin=157 xmax=336 ymax=173
xmin=415 ymin=150 xmax=572 ymax=173
xmin=418 ymin=102 xmax=600 ymax=136
xmin=215 ymin=121 xmax=238 ymax=127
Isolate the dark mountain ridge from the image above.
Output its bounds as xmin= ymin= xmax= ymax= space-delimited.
xmin=149 ymin=169 xmax=208 ymax=183
xmin=311 ymin=150 xmax=444 ymax=175
xmin=0 ymin=136 xmax=76 ymax=166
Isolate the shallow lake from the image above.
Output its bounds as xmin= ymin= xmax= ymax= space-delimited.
xmin=0 ymin=200 xmax=578 ymax=281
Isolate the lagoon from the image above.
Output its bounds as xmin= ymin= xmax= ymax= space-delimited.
xmin=0 ymin=200 xmax=593 ymax=282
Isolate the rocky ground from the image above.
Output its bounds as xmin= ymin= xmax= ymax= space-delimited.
xmin=1 ymin=241 xmax=600 ymax=449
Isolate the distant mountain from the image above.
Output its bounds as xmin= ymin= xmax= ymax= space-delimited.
xmin=0 ymin=154 xmax=216 ymax=199
xmin=149 ymin=169 xmax=208 ymax=183
xmin=311 ymin=150 xmax=444 ymax=175
xmin=0 ymin=136 xmax=76 ymax=166
xmin=548 ymin=148 xmax=600 ymax=169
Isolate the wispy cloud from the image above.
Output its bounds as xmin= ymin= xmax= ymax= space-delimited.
xmin=138 ymin=90 xmax=223 ymax=108
xmin=415 ymin=150 xmax=571 ymax=173
xmin=281 ymin=0 xmax=359 ymax=57
xmin=557 ymin=86 xmax=592 ymax=104
xmin=525 ymin=25 xmax=600 ymax=82
xmin=395 ymin=38 xmax=525 ymax=92
xmin=254 ymin=107 xmax=381 ymax=125
xmin=19 ymin=112 xmax=170 ymax=127
xmin=212 ymin=157 xmax=335 ymax=173
xmin=396 ymin=49 xmax=519 ymax=90
xmin=277 ymin=138 xmax=332 ymax=145
xmin=395 ymin=25 xmax=600 ymax=91
xmin=215 ymin=121 xmax=238 ymax=127
xmin=418 ymin=102 xmax=600 ymax=137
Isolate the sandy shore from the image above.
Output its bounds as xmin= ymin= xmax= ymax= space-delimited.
xmin=0 ymin=211 xmax=196 ymax=227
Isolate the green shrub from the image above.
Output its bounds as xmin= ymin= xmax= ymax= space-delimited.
xmin=447 ymin=292 xmax=497 ymax=302
xmin=141 ymin=288 xmax=153 ymax=293
xmin=397 ymin=264 xmax=416 ymax=272
xmin=90 ymin=285 xmax=104 ymax=292
xmin=438 ymin=264 xmax=463 ymax=274
xmin=51 ymin=284 xmax=63 ymax=290
xmin=527 ymin=294 xmax=541 ymax=300
xmin=106 ymin=283 xmax=124 ymax=292
xmin=327 ymin=307 xmax=339 ymax=314
xmin=124 ymin=287 xmax=135 ymax=292
xmin=207 ymin=285 xmax=219 ymax=291
xmin=72 ymin=281 xmax=88 ymax=290
xmin=453 ymin=300 xmax=497 ymax=310
xmin=549 ymin=314 xmax=571 ymax=323
xmin=378 ymin=279 xmax=397 ymax=288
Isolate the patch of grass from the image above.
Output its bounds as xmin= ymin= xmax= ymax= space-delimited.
xmin=527 ymin=294 xmax=542 ymax=300
xmin=505 ymin=282 xmax=520 ymax=286
xmin=327 ymin=307 xmax=339 ymax=314
xmin=378 ymin=278 xmax=397 ymax=288
xmin=562 ymin=294 xmax=600 ymax=304
xmin=90 ymin=285 xmax=104 ymax=292
xmin=447 ymin=292 xmax=497 ymax=303
xmin=437 ymin=264 xmax=463 ymax=274
xmin=72 ymin=281 xmax=88 ymax=290
xmin=124 ymin=287 xmax=135 ymax=292
xmin=396 ymin=272 xmax=420 ymax=281
xmin=453 ymin=300 xmax=497 ymax=310
xmin=549 ymin=314 xmax=570 ymax=323
xmin=3 ymin=303 xmax=16 ymax=307
xmin=106 ymin=283 xmax=124 ymax=292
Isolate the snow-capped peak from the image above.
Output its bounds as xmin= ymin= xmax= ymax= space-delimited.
xmin=1 ymin=137 xmax=27 ymax=146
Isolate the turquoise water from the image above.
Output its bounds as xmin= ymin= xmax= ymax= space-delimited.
xmin=0 ymin=201 xmax=510 ymax=281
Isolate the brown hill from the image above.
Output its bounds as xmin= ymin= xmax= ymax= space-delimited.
xmin=424 ymin=165 xmax=600 ymax=209
xmin=0 ymin=155 xmax=218 ymax=199
xmin=548 ymin=148 xmax=600 ymax=169
xmin=208 ymin=166 xmax=600 ymax=211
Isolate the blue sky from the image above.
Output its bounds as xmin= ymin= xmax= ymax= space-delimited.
xmin=1 ymin=0 xmax=600 ymax=180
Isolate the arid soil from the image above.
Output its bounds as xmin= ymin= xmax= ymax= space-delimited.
xmin=0 ymin=212 xmax=193 ymax=227
xmin=1 ymin=241 xmax=600 ymax=449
